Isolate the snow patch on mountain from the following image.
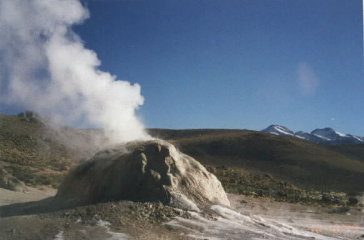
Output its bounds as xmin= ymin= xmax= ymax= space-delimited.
xmin=261 ymin=125 xmax=294 ymax=136
xmin=261 ymin=125 xmax=364 ymax=145
xmin=311 ymin=128 xmax=347 ymax=140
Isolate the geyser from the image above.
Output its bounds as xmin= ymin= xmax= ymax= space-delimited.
xmin=0 ymin=0 xmax=148 ymax=143
xmin=56 ymin=140 xmax=230 ymax=210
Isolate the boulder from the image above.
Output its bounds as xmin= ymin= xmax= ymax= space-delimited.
xmin=56 ymin=140 xmax=230 ymax=210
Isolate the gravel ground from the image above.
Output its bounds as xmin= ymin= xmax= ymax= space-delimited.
xmin=0 ymin=189 xmax=363 ymax=240
xmin=0 ymin=188 xmax=193 ymax=240
xmin=229 ymin=194 xmax=364 ymax=239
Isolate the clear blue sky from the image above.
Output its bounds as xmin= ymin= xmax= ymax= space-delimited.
xmin=73 ymin=0 xmax=364 ymax=134
xmin=6 ymin=0 xmax=364 ymax=135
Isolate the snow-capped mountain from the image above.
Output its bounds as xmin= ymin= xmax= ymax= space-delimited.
xmin=309 ymin=128 xmax=364 ymax=144
xmin=294 ymin=131 xmax=326 ymax=142
xmin=311 ymin=128 xmax=346 ymax=141
xmin=261 ymin=125 xmax=364 ymax=145
xmin=261 ymin=125 xmax=294 ymax=136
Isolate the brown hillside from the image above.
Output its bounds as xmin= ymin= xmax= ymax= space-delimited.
xmin=148 ymin=129 xmax=364 ymax=193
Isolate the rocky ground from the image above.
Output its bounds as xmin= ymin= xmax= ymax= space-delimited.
xmin=229 ymin=194 xmax=364 ymax=239
xmin=0 ymin=188 xmax=363 ymax=240
xmin=0 ymin=188 xmax=192 ymax=240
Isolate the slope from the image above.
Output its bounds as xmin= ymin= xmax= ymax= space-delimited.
xmin=0 ymin=113 xmax=98 ymax=188
xmin=149 ymin=129 xmax=364 ymax=193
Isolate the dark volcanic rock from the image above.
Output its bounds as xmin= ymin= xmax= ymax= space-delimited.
xmin=56 ymin=140 xmax=230 ymax=210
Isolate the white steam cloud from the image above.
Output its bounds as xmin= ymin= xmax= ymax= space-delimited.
xmin=0 ymin=0 xmax=149 ymax=143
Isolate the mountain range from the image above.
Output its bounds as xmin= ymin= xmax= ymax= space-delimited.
xmin=262 ymin=125 xmax=364 ymax=145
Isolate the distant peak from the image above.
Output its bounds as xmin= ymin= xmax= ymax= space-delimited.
xmin=264 ymin=124 xmax=289 ymax=130
xmin=311 ymin=128 xmax=347 ymax=138
xmin=261 ymin=125 xmax=363 ymax=145
xmin=311 ymin=127 xmax=334 ymax=133
xmin=262 ymin=125 xmax=294 ymax=136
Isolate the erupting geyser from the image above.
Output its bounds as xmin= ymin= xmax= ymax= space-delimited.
xmin=0 ymin=0 xmax=148 ymax=143
xmin=56 ymin=140 xmax=230 ymax=210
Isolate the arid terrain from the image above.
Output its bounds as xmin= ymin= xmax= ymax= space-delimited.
xmin=0 ymin=113 xmax=363 ymax=239
xmin=0 ymin=189 xmax=363 ymax=239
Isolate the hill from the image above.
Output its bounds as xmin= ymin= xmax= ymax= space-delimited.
xmin=329 ymin=144 xmax=364 ymax=162
xmin=0 ymin=112 xmax=101 ymax=189
xmin=1 ymin=114 xmax=363 ymax=206
xmin=148 ymin=129 xmax=364 ymax=200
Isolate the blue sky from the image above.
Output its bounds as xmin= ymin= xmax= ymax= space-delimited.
xmin=72 ymin=0 xmax=364 ymax=134
xmin=3 ymin=0 xmax=363 ymax=135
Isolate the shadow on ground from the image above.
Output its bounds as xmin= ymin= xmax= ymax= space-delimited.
xmin=0 ymin=197 xmax=68 ymax=217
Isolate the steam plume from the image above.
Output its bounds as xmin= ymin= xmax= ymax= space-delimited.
xmin=0 ymin=0 xmax=149 ymax=143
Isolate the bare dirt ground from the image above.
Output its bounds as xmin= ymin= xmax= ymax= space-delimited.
xmin=229 ymin=194 xmax=364 ymax=239
xmin=0 ymin=189 xmax=363 ymax=240
xmin=0 ymin=187 xmax=191 ymax=240
xmin=0 ymin=187 xmax=56 ymax=206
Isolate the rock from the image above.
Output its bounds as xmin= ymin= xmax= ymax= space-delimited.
xmin=56 ymin=140 xmax=230 ymax=210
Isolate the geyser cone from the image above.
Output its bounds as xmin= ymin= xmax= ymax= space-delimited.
xmin=56 ymin=140 xmax=230 ymax=210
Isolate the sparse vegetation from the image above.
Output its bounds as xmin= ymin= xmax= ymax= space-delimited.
xmin=1 ymin=114 xmax=363 ymax=208
xmin=0 ymin=113 xmax=80 ymax=188
xmin=208 ymin=165 xmax=354 ymax=206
